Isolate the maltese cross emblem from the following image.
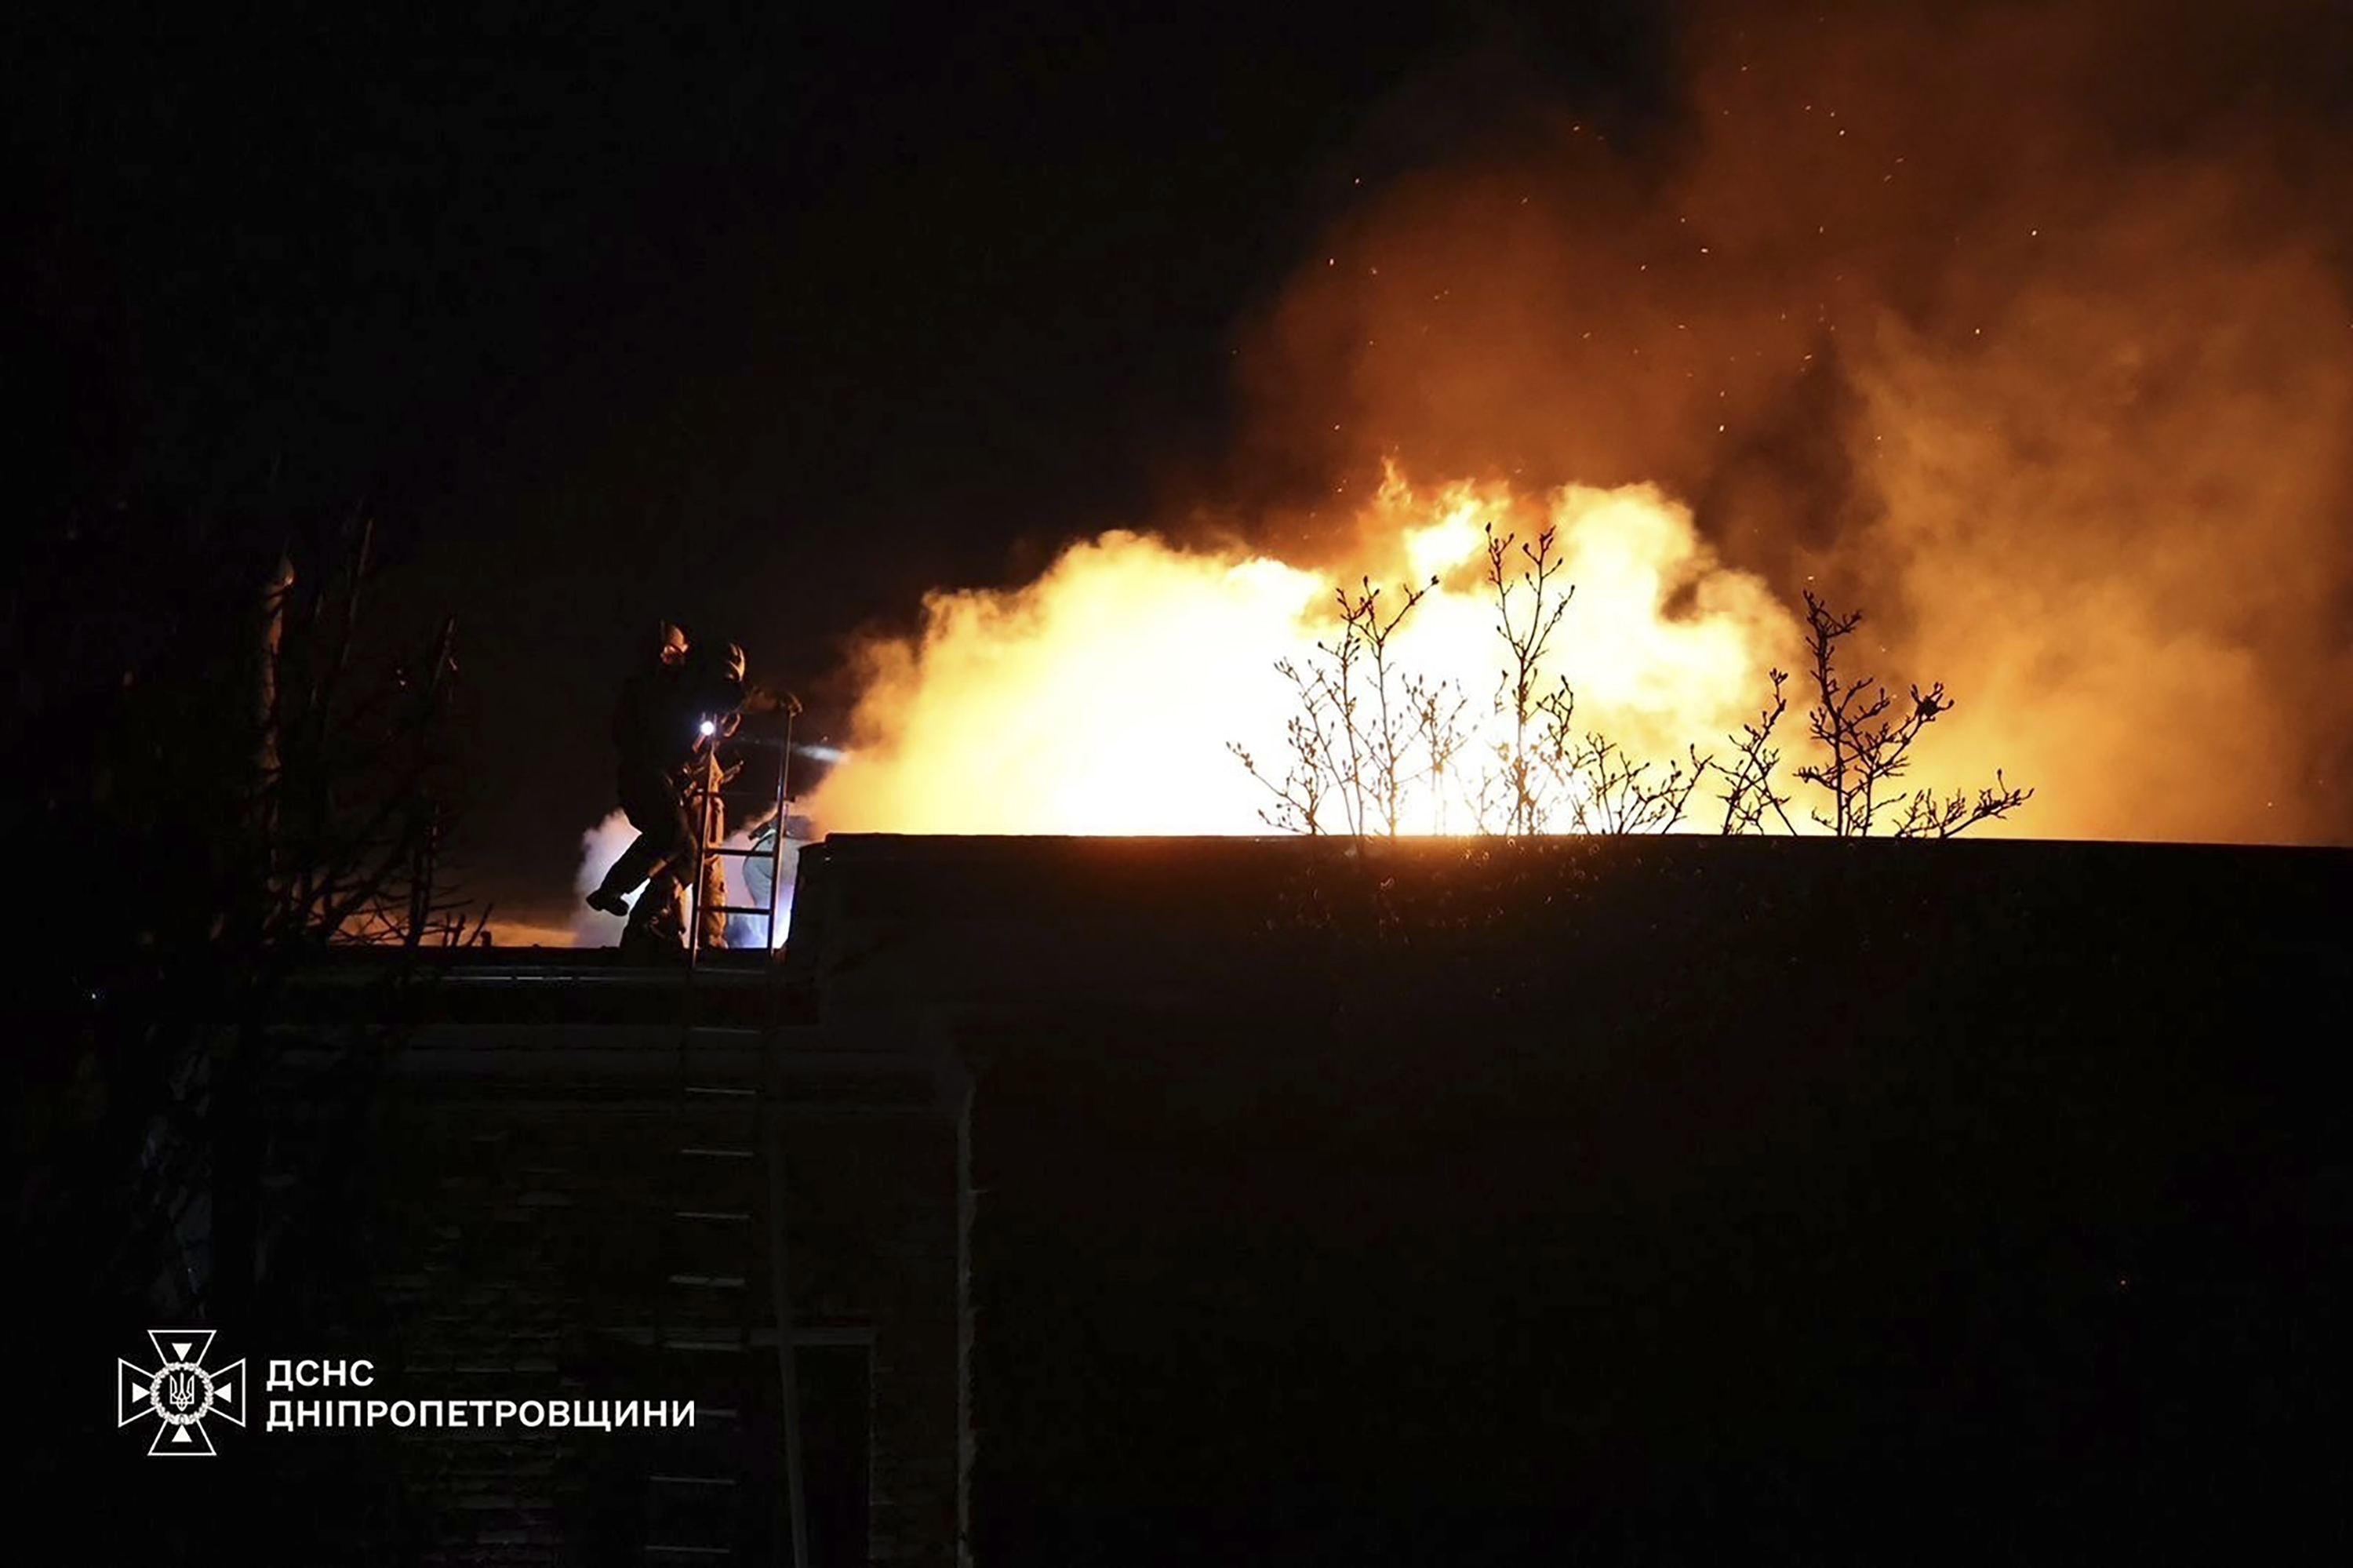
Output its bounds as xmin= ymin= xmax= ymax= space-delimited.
xmin=119 ymin=1330 xmax=246 ymax=1456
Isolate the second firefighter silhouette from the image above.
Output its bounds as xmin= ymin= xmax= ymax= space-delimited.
xmin=587 ymin=627 xmax=749 ymax=955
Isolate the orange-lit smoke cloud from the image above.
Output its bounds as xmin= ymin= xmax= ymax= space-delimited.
xmin=812 ymin=0 xmax=2353 ymax=845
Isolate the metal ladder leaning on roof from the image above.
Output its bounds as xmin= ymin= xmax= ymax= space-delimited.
xmin=641 ymin=726 xmax=811 ymax=1568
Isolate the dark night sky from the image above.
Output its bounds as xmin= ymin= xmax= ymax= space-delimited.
xmin=9 ymin=1 xmax=1664 ymax=926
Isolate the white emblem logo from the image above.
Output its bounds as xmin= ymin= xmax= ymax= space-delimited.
xmin=119 ymin=1330 xmax=245 ymax=1456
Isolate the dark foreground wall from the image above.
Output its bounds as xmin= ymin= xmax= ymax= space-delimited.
xmin=791 ymin=834 xmax=2351 ymax=1567
xmin=57 ymin=953 xmax=965 ymax=1568
xmin=50 ymin=834 xmax=2348 ymax=1567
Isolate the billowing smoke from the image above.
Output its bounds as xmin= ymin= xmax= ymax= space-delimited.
xmin=1220 ymin=0 xmax=2353 ymax=842
xmin=736 ymin=0 xmax=2353 ymax=858
xmin=570 ymin=811 xmax=641 ymax=946
xmin=571 ymin=809 xmax=798 ymax=948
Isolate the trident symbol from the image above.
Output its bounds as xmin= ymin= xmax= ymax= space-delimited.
xmin=121 ymin=1330 xmax=244 ymax=1455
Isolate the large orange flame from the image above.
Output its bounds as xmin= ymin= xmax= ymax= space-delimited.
xmin=806 ymin=471 xmax=1805 ymax=836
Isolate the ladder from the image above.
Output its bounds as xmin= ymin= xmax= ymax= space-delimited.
xmin=641 ymin=728 xmax=811 ymax=1568
xmin=685 ymin=722 xmax=795 ymax=966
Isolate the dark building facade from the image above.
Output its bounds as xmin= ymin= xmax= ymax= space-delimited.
xmin=257 ymin=925 xmax=970 ymax=1565
xmin=790 ymin=835 xmax=2351 ymax=1566
xmin=148 ymin=834 xmax=2351 ymax=1565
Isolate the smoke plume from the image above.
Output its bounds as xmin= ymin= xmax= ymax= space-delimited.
xmin=810 ymin=0 xmax=2353 ymax=844
xmin=1233 ymin=0 xmax=2353 ymax=839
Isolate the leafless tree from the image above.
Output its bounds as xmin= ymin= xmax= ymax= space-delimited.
xmin=1228 ymin=659 xmax=1341 ymax=835
xmin=1550 ymin=722 xmax=1710 ymax=835
xmin=1236 ymin=538 xmax=2030 ymax=846
xmin=1716 ymin=669 xmax=1798 ymax=835
xmin=249 ymin=527 xmax=489 ymax=948
xmin=1483 ymin=522 xmax=1574 ymax=835
xmin=1892 ymin=771 xmax=2035 ymax=839
xmin=1231 ymin=573 xmax=1468 ymax=838
xmin=1404 ymin=667 xmax=1475 ymax=835
xmin=31 ymin=515 xmax=485 ymax=1355
xmin=1473 ymin=524 xmax=1712 ymax=835
xmin=1790 ymin=591 xmax=2031 ymax=837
